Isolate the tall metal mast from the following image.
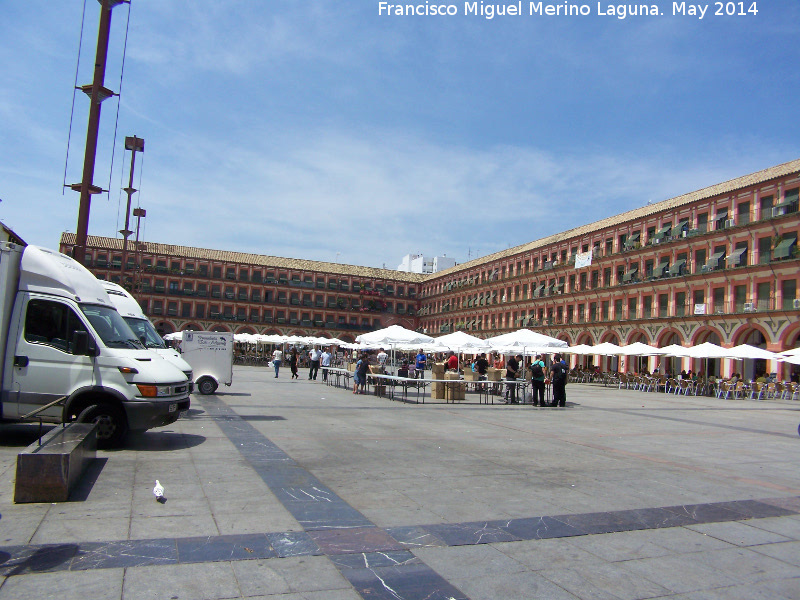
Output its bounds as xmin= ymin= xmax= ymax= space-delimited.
xmin=70 ymin=0 xmax=128 ymax=266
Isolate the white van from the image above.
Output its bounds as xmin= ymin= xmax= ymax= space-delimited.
xmin=180 ymin=330 xmax=234 ymax=395
xmin=0 ymin=233 xmax=191 ymax=447
xmin=101 ymin=281 xmax=193 ymax=390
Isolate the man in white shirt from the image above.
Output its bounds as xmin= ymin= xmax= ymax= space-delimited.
xmin=308 ymin=347 xmax=322 ymax=380
xmin=320 ymin=348 xmax=332 ymax=382
xmin=377 ymin=348 xmax=388 ymax=371
xmin=272 ymin=348 xmax=283 ymax=378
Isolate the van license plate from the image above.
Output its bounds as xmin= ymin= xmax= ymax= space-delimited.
xmin=169 ymin=403 xmax=177 ymax=413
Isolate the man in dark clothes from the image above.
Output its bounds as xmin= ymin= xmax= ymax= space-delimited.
xmin=505 ymin=354 xmax=520 ymax=404
xmin=529 ymin=354 xmax=547 ymax=407
xmin=550 ymin=353 xmax=568 ymax=407
xmin=474 ymin=353 xmax=489 ymax=379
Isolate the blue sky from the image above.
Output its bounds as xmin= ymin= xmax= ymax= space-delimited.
xmin=2 ymin=1 xmax=799 ymax=269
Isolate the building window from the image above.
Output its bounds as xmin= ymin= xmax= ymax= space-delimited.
xmin=782 ymin=279 xmax=797 ymax=310
xmin=676 ymin=292 xmax=686 ymax=317
xmin=195 ymin=304 xmax=205 ymax=319
xmin=756 ymin=282 xmax=770 ymax=311
xmin=734 ymin=285 xmax=747 ymax=312
xmin=212 ymin=266 xmax=222 ymax=279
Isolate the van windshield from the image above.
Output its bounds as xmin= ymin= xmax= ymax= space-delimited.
xmin=80 ymin=305 xmax=145 ymax=350
xmin=124 ymin=317 xmax=167 ymax=349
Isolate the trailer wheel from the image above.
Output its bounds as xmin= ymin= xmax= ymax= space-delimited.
xmin=78 ymin=403 xmax=128 ymax=449
xmin=197 ymin=377 xmax=218 ymax=395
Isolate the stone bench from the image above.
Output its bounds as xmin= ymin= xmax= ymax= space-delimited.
xmin=14 ymin=423 xmax=98 ymax=504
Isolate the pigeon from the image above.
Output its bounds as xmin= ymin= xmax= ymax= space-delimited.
xmin=153 ymin=480 xmax=165 ymax=503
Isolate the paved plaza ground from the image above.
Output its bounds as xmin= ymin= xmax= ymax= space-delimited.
xmin=1 ymin=365 xmax=799 ymax=599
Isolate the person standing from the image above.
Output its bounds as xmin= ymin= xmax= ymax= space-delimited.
xmin=320 ymin=347 xmax=332 ymax=382
xmin=475 ymin=353 xmax=489 ymax=380
xmin=272 ymin=347 xmax=283 ymax=378
xmin=289 ymin=348 xmax=299 ymax=379
xmin=353 ymin=352 xmax=369 ymax=394
xmin=415 ymin=349 xmax=427 ymax=379
xmin=446 ymin=351 xmax=459 ymax=372
xmin=550 ymin=353 xmax=568 ymax=407
xmin=529 ymin=354 xmax=546 ymax=407
xmin=308 ymin=346 xmax=321 ymax=380
xmin=377 ymin=348 xmax=388 ymax=371
xmin=506 ymin=354 xmax=520 ymax=404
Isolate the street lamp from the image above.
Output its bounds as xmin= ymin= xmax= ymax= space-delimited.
xmin=132 ymin=207 xmax=146 ymax=294
xmin=120 ymin=136 xmax=144 ymax=287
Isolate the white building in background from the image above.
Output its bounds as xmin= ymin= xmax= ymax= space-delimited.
xmin=398 ymin=254 xmax=456 ymax=274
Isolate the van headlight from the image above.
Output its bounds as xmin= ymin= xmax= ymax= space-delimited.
xmin=136 ymin=384 xmax=173 ymax=398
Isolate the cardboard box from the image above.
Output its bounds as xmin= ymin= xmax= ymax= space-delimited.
xmin=374 ymin=384 xmax=386 ymax=396
xmin=431 ymin=382 xmax=446 ymax=399
xmin=486 ymin=368 xmax=502 ymax=381
xmin=431 ymin=363 xmax=446 ymax=376
xmin=463 ymin=371 xmax=478 ymax=381
xmin=444 ymin=372 xmax=461 ymax=381
xmin=370 ymin=365 xmax=384 ymax=374
xmin=445 ymin=382 xmax=466 ymax=401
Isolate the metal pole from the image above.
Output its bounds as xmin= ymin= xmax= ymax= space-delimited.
xmin=73 ymin=0 xmax=122 ymax=265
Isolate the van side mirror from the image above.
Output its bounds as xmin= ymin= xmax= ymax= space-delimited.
xmin=72 ymin=331 xmax=98 ymax=356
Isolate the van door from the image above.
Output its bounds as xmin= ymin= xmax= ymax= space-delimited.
xmin=5 ymin=296 xmax=95 ymax=421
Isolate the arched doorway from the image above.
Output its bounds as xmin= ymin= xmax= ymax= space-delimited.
xmin=154 ymin=320 xmax=175 ymax=337
xmin=600 ymin=332 xmax=621 ymax=372
xmin=658 ymin=332 xmax=683 ymax=377
xmin=694 ymin=330 xmax=722 ymax=378
xmin=574 ymin=333 xmax=594 ymax=370
xmin=736 ymin=329 xmax=769 ymax=381
xmin=627 ymin=332 xmax=652 ymax=374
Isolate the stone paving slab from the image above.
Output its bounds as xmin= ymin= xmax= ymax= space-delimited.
xmin=0 ymin=365 xmax=799 ymax=598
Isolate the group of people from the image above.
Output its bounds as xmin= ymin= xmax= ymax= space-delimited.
xmin=499 ymin=353 xmax=568 ymax=407
xmin=267 ymin=345 xmax=571 ymax=407
xmin=271 ymin=346 xmax=333 ymax=381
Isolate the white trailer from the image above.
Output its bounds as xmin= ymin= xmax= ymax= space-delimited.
xmin=180 ymin=331 xmax=234 ymax=395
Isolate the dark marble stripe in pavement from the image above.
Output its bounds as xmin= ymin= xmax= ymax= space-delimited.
xmin=1 ymin=498 xmax=797 ymax=576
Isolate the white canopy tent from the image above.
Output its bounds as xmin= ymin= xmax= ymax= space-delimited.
xmin=432 ymin=331 xmax=491 ymax=353
xmin=586 ymin=342 xmax=624 ymax=356
xmin=355 ymin=325 xmax=436 ymax=373
xmin=485 ymin=329 xmax=568 ymax=356
xmin=726 ymin=344 xmax=779 ymax=361
xmin=617 ymin=342 xmax=669 ymax=356
xmin=562 ymin=344 xmax=597 ymax=355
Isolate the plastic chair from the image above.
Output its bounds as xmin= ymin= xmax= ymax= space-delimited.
xmin=748 ymin=381 xmax=764 ymax=401
xmin=716 ymin=381 xmax=731 ymax=399
xmin=617 ymin=373 xmax=628 ymax=390
xmin=764 ymin=382 xmax=778 ymax=399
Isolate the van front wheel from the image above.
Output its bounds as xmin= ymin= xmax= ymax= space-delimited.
xmin=197 ymin=377 xmax=218 ymax=395
xmin=78 ymin=403 xmax=128 ymax=448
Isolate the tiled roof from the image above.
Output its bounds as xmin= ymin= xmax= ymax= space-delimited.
xmin=59 ymin=233 xmax=426 ymax=284
xmin=433 ymin=157 xmax=800 ymax=277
